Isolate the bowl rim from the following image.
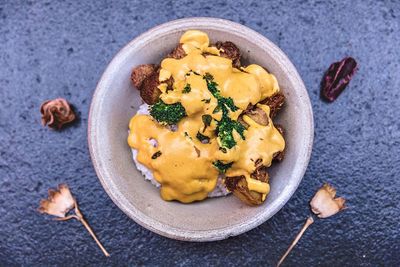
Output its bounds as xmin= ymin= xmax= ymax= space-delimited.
xmin=88 ymin=17 xmax=314 ymax=241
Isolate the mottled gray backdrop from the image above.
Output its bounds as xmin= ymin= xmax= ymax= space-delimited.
xmin=0 ymin=0 xmax=399 ymax=266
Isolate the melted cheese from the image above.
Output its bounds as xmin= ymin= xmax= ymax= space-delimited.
xmin=128 ymin=30 xmax=285 ymax=203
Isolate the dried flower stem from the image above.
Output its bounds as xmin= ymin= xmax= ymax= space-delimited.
xmin=56 ymin=203 xmax=110 ymax=257
xmin=78 ymin=215 xmax=110 ymax=257
xmin=277 ymin=216 xmax=314 ymax=267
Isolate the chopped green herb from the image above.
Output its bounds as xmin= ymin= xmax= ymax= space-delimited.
xmin=203 ymin=72 xmax=214 ymax=82
xmin=196 ymin=132 xmax=210 ymax=143
xmin=184 ymin=131 xmax=192 ymax=140
xmin=203 ymin=73 xmax=245 ymax=149
xmin=217 ymin=119 xmax=235 ymax=148
xmin=213 ymin=105 xmax=221 ymax=114
xmin=183 ymin=84 xmax=191 ymax=94
xmin=217 ymin=118 xmax=246 ymax=148
xmin=186 ymin=70 xmax=200 ymax=76
xmin=204 ymin=73 xmax=238 ymax=114
xmin=202 ymin=114 xmax=212 ymax=132
xmin=213 ymin=160 xmax=233 ymax=173
xmin=232 ymin=120 xmax=246 ymax=139
xmin=219 ymin=147 xmax=227 ymax=153
xmin=150 ymin=100 xmax=186 ymax=125
xmin=203 ymin=73 xmax=219 ymax=97
xmin=201 ymin=98 xmax=211 ymax=104
xmin=151 ymin=151 xmax=162 ymax=159
xmin=218 ymin=97 xmax=238 ymax=113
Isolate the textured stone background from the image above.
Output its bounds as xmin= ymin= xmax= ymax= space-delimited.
xmin=0 ymin=0 xmax=399 ymax=266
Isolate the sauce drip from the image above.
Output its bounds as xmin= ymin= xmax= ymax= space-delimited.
xmin=128 ymin=30 xmax=285 ymax=203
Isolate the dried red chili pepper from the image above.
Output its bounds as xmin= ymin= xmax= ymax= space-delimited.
xmin=321 ymin=57 xmax=358 ymax=102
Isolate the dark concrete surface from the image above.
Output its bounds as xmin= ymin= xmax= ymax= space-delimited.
xmin=0 ymin=0 xmax=399 ymax=266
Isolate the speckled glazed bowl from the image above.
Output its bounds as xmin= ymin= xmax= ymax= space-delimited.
xmin=88 ymin=18 xmax=313 ymax=241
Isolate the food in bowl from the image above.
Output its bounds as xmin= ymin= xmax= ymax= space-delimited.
xmin=127 ymin=30 xmax=285 ymax=205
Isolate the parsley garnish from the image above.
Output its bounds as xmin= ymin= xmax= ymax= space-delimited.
xmin=213 ymin=160 xmax=233 ymax=173
xmin=196 ymin=132 xmax=210 ymax=143
xmin=217 ymin=118 xmax=246 ymax=149
xmin=184 ymin=132 xmax=192 ymax=140
xmin=203 ymin=73 xmax=245 ymax=149
xmin=183 ymin=84 xmax=191 ymax=94
xmin=149 ymin=100 xmax=186 ymax=125
xmin=202 ymin=114 xmax=212 ymax=132
xmin=186 ymin=70 xmax=200 ymax=76
xmin=151 ymin=151 xmax=162 ymax=159
xmin=203 ymin=73 xmax=219 ymax=96
xmin=219 ymin=147 xmax=227 ymax=153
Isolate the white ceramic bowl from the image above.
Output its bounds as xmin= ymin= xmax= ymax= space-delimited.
xmin=88 ymin=17 xmax=313 ymax=241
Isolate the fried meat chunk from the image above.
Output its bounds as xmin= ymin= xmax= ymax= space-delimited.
xmin=215 ymin=41 xmax=241 ymax=68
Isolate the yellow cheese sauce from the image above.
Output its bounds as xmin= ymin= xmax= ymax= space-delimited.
xmin=128 ymin=30 xmax=285 ymax=203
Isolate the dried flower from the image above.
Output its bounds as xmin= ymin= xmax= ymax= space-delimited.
xmin=38 ymin=184 xmax=110 ymax=257
xmin=321 ymin=57 xmax=358 ymax=102
xmin=38 ymin=184 xmax=75 ymax=218
xmin=277 ymin=183 xmax=346 ymax=266
xmin=40 ymin=98 xmax=76 ymax=129
xmin=310 ymin=183 xmax=346 ymax=218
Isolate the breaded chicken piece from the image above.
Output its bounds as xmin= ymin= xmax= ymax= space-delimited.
xmin=140 ymin=71 xmax=162 ymax=105
xmin=260 ymin=92 xmax=285 ymax=118
xmin=215 ymin=41 xmax=241 ymax=68
xmin=239 ymin=106 xmax=269 ymax=128
xmin=238 ymin=105 xmax=285 ymax=162
xmin=273 ymin=125 xmax=285 ymax=161
xmin=131 ymin=64 xmax=157 ymax=89
xmin=225 ymin=165 xmax=269 ymax=206
xmin=167 ymin=44 xmax=186 ymax=59
xmin=139 ymin=68 xmax=174 ymax=105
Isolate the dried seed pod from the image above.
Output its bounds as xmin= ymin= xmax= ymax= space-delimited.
xmin=38 ymin=184 xmax=75 ymax=218
xmin=310 ymin=183 xmax=346 ymax=218
xmin=277 ymin=183 xmax=346 ymax=266
xmin=38 ymin=184 xmax=110 ymax=257
xmin=40 ymin=98 xmax=76 ymax=129
xmin=321 ymin=57 xmax=358 ymax=102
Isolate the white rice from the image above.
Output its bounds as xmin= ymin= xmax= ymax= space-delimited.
xmin=131 ymin=103 xmax=230 ymax=198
